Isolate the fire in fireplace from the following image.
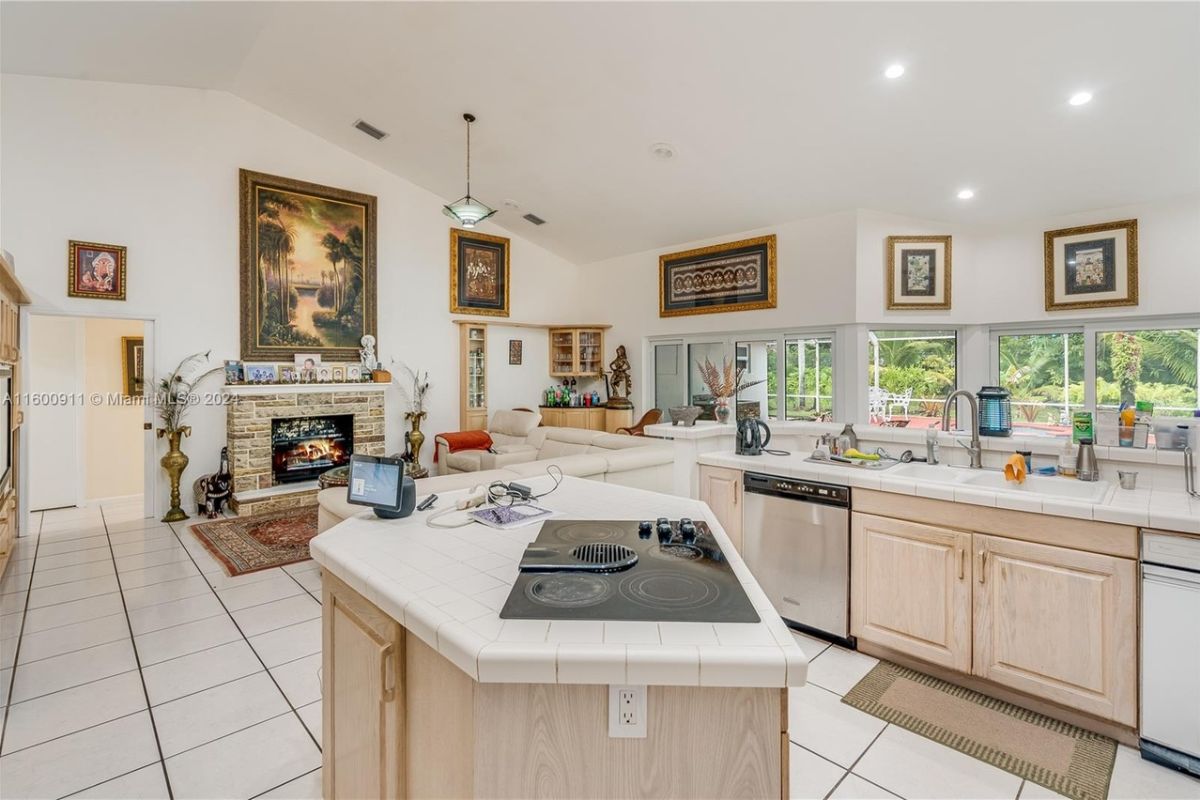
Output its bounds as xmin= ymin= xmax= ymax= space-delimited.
xmin=271 ymin=415 xmax=353 ymax=484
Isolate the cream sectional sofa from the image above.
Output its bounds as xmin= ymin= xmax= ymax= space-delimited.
xmin=317 ymin=423 xmax=675 ymax=533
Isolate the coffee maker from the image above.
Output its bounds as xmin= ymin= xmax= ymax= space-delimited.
xmin=736 ymin=418 xmax=771 ymax=456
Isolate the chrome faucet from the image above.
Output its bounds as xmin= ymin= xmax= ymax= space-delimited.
xmin=941 ymin=389 xmax=983 ymax=469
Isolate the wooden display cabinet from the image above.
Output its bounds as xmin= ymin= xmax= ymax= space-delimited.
xmin=459 ymin=323 xmax=488 ymax=430
xmin=0 ymin=252 xmax=29 ymax=580
xmin=549 ymin=327 xmax=605 ymax=377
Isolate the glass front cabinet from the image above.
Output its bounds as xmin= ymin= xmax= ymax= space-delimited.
xmin=460 ymin=324 xmax=488 ymax=429
xmin=548 ymin=327 xmax=605 ymax=377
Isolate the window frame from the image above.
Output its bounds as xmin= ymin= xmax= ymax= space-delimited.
xmin=865 ymin=326 xmax=962 ymax=424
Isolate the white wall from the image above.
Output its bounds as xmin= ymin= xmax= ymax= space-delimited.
xmin=0 ymin=74 xmax=583 ymax=516
xmin=26 ymin=315 xmax=81 ymax=510
xmin=486 ymin=325 xmax=550 ymax=413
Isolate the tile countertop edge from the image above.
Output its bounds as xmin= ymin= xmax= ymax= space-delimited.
xmin=309 ymin=477 xmax=808 ymax=688
xmin=695 ymin=451 xmax=1200 ymax=533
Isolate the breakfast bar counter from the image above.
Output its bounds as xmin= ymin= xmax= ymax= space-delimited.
xmin=311 ymin=476 xmax=805 ymax=799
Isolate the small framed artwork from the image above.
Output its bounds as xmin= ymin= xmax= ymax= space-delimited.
xmin=244 ymin=363 xmax=277 ymax=383
xmin=279 ymin=366 xmax=297 ymax=383
xmin=68 ymin=240 xmax=127 ymax=300
xmin=659 ymin=235 xmax=776 ymax=317
xmin=294 ymin=353 xmax=322 ymax=371
xmin=509 ymin=339 xmax=523 ymax=365
xmin=332 ymin=366 xmax=346 ymax=382
xmin=1044 ymin=219 xmax=1138 ymax=311
xmin=224 ymin=360 xmax=245 ymax=384
xmin=301 ymin=368 xmax=317 ymax=382
xmin=450 ymin=228 xmax=510 ymax=316
xmin=346 ymin=365 xmax=362 ymax=382
xmin=121 ymin=337 xmax=144 ymax=397
xmin=886 ymin=236 xmax=952 ymax=310
xmin=318 ymin=366 xmax=332 ymax=382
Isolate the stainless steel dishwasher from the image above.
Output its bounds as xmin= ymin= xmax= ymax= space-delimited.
xmin=741 ymin=473 xmax=852 ymax=644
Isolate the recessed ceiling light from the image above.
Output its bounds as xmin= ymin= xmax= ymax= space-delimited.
xmin=884 ymin=64 xmax=905 ymax=80
xmin=956 ymin=188 xmax=975 ymax=200
xmin=649 ymin=142 xmax=677 ymax=160
xmin=1068 ymin=91 xmax=1093 ymax=106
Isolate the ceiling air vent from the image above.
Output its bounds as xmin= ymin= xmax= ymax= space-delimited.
xmin=352 ymin=119 xmax=389 ymax=141
xmin=522 ymin=213 xmax=546 ymax=226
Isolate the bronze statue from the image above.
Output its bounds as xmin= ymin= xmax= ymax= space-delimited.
xmin=606 ymin=345 xmax=633 ymax=409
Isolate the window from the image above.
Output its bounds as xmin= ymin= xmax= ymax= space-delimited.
xmin=867 ymin=329 xmax=957 ymax=426
xmin=1095 ymin=328 xmax=1199 ymax=416
xmin=734 ymin=340 xmax=777 ymax=419
xmin=785 ymin=336 xmax=833 ymax=420
xmin=688 ymin=341 xmax=730 ymax=420
xmin=998 ymin=332 xmax=1084 ymax=436
xmin=652 ymin=342 xmax=685 ymax=414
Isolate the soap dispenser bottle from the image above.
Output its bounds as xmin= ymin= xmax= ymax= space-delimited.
xmin=840 ymin=423 xmax=858 ymax=452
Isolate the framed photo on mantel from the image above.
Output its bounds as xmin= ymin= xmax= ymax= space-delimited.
xmin=659 ymin=234 xmax=777 ymax=317
xmin=886 ymin=235 xmax=952 ymax=310
xmin=1044 ymin=219 xmax=1138 ymax=311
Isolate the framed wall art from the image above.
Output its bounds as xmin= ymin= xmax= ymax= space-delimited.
xmin=886 ymin=235 xmax=952 ymax=310
xmin=508 ymin=339 xmax=523 ymax=365
xmin=68 ymin=240 xmax=126 ymax=300
xmin=659 ymin=235 xmax=776 ymax=317
xmin=1044 ymin=219 xmax=1138 ymax=311
xmin=121 ymin=336 xmax=144 ymax=396
xmin=450 ymin=228 xmax=510 ymax=316
xmin=239 ymin=169 xmax=377 ymax=361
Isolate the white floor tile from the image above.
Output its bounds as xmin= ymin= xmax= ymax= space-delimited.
xmin=1019 ymin=778 xmax=1069 ymax=799
xmin=0 ymin=589 xmax=28 ymax=615
xmin=105 ymin=519 xmax=169 ymax=536
xmin=117 ymin=560 xmax=201 ymax=590
xmin=126 ymin=592 xmax=224 ymax=635
xmin=16 ymin=612 xmax=129 ymax=664
xmin=257 ymin=767 xmax=322 ymax=800
xmin=232 ymin=594 xmax=321 ymax=637
xmin=27 ymin=574 xmax=120 ymax=609
xmin=20 ymin=592 xmax=125 ymax=634
xmin=788 ymin=683 xmax=887 ymax=768
xmin=804 ymin=645 xmax=879 ymax=696
xmin=0 ymin=666 xmax=10 ymax=705
xmin=66 ymin=763 xmax=170 ymax=799
xmin=1 ymin=568 xmax=33 ymax=595
xmin=0 ymin=610 xmax=21 ymax=639
xmin=248 ymin=618 xmax=322 ymax=668
xmin=35 ymin=536 xmax=108 ymax=557
xmin=216 ymin=573 xmax=304 ymax=611
xmin=1108 ymin=744 xmax=1200 ymax=799
xmin=109 ymin=534 xmax=181 ymax=558
xmin=853 ymin=725 xmax=1023 ymax=799
xmin=141 ymin=639 xmax=263 ymax=706
xmin=152 ymin=671 xmax=290 ymax=757
xmin=202 ymin=565 xmax=289 ymax=592
xmin=790 ymin=629 xmax=833 ymax=661
xmin=0 ymin=710 xmax=160 ymax=799
xmin=829 ymin=773 xmax=902 ymax=799
xmin=165 ymin=712 xmax=321 ymax=800
xmin=2 ymin=671 xmax=146 ymax=754
xmin=296 ymin=701 xmax=322 ymax=747
xmin=121 ymin=575 xmax=211 ymax=611
xmin=32 ymin=547 xmax=112 ymax=572
xmin=134 ymin=613 xmax=241 ymax=665
xmin=291 ymin=568 xmax=322 ymax=597
xmin=270 ymin=653 xmax=323 ymax=707
xmin=114 ymin=545 xmax=192 ymax=573
xmin=789 ymin=743 xmax=846 ymax=799
xmin=9 ymin=639 xmax=138 ymax=703
xmin=29 ymin=559 xmax=115 ymax=590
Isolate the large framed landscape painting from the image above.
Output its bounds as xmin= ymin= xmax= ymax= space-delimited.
xmin=659 ymin=234 xmax=777 ymax=317
xmin=450 ymin=228 xmax=510 ymax=317
xmin=239 ymin=169 xmax=377 ymax=360
xmin=886 ymin=235 xmax=952 ymax=310
xmin=1044 ymin=219 xmax=1138 ymax=311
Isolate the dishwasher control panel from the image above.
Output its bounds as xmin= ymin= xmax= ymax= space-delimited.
xmin=743 ymin=473 xmax=850 ymax=507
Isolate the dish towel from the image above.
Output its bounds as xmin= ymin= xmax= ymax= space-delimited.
xmin=1004 ymin=453 xmax=1027 ymax=484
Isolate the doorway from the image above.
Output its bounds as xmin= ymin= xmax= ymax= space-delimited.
xmin=24 ymin=313 xmax=154 ymax=518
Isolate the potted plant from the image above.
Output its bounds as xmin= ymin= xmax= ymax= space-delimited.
xmin=154 ymin=351 xmax=221 ymax=522
xmin=696 ymin=356 xmax=765 ymax=424
xmin=392 ymin=360 xmax=431 ymax=475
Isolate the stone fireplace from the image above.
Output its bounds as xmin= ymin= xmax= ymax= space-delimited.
xmin=225 ymin=384 xmax=386 ymax=515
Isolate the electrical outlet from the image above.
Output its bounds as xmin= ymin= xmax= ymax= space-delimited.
xmin=608 ymin=685 xmax=647 ymax=738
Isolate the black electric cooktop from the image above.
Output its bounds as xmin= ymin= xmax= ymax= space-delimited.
xmin=498 ymin=519 xmax=760 ymax=623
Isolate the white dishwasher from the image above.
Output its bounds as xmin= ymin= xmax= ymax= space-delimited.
xmin=1140 ymin=529 xmax=1200 ymax=778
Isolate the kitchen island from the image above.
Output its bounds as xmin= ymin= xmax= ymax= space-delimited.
xmin=310 ymin=476 xmax=806 ymax=799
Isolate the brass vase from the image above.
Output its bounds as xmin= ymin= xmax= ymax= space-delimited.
xmin=158 ymin=426 xmax=191 ymax=522
xmin=406 ymin=411 xmax=428 ymax=476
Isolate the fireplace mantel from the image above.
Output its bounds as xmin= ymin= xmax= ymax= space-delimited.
xmin=223 ymin=382 xmax=387 ymax=396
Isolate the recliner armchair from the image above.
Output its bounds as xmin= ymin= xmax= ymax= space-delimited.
xmin=434 ymin=409 xmax=542 ymax=475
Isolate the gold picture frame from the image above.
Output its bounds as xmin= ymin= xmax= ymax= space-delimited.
xmin=1044 ymin=219 xmax=1138 ymax=311
xmin=658 ymin=234 xmax=777 ymax=317
xmin=68 ymin=240 xmax=127 ymax=301
xmin=121 ymin=336 xmax=144 ymax=397
xmin=886 ymin=235 xmax=952 ymax=310
xmin=450 ymin=228 xmax=510 ymax=317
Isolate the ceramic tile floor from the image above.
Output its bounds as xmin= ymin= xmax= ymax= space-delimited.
xmin=2 ymin=501 xmax=1199 ymax=799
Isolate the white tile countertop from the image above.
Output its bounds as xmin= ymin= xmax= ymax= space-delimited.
xmin=310 ymin=476 xmax=807 ymax=687
xmin=697 ymin=450 xmax=1200 ymax=534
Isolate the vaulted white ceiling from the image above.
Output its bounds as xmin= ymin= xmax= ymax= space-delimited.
xmin=3 ymin=1 xmax=1197 ymax=263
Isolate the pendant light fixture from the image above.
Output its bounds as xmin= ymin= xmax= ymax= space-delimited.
xmin=443 ymin=113 xmax=496 ymax=228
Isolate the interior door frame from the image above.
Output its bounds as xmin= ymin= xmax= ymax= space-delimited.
xmin=19 ymin=306 xmax=160 ymax=532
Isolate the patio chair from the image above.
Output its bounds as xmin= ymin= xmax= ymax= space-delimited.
xmin=886 ymin=387 xmax=914 ymax=419
xmin=868 ymin=386 xmax=889 ymax=423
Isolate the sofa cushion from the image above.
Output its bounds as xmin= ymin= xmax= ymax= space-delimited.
xmin=600 ymin=446 xmax=674 ymax=472
xmin=536 ymin=427 xmax=601 ymax=459
xmin=587 ymin=433 xmax=662 ymax=452
xmin=445 ymin=449 xmax=487 ymax=473
xmin=506 ymin=453 xmax=608 ymax=479
xmin=490 ymin=409 xmax=541 ymax=437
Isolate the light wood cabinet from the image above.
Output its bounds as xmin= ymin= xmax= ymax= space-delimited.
xmin=698 ymin=465 xmax=743 ymax=552
xmin=459 ymin=323 xmax=488 ymax=430
xmin=549 ymin=327 xmax=605 ymax=377
xmin=0 ymin=252 xmax=27 ymax=581
xmin=323 ymin=573 xmax=404 ymax=800
xmin=972 ymin=533 xmax=1138 ymax=727
xmin=540 ymin=406 xmax=605 ymax=431
xmin=851 ymin=514 xmax=973 ymax=672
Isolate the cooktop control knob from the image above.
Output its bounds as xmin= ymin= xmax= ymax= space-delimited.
xmin=638 ymin=520 xmax=653 ymax=539
xmin=657 ymin=522 xmax=673 ymax=543
xmin=679 ymin=519 xmax=697 ymax=544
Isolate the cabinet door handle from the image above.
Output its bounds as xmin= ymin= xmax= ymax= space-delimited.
xmin=957 ymin=547 xmax=964 ymax=580
xmin=978 ymin=551 xmax=988 ymax=584
xmin=380 ymin=643 xmax=395 ymax=702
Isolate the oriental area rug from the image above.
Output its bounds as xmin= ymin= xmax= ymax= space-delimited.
xmin=842 ymin=661 xmax=1116 ymax=800
xmin=190 ymin=506 xmax=319 ymax=577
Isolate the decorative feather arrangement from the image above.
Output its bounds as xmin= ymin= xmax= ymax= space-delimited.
xmin=154 ymin=350 xmax=222 ymax=432
xmin=390 ymin=359 xmax=431 ymax=417
xmin=696 ymin=356 xmax=766 ymax=399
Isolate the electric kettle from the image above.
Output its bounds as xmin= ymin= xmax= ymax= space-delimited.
xmin=736 ymin=418 xmax=771 ymax=456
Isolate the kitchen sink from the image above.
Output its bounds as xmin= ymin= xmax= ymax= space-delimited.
xmin=889 ymin=462 xmax=1111 ymax=503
